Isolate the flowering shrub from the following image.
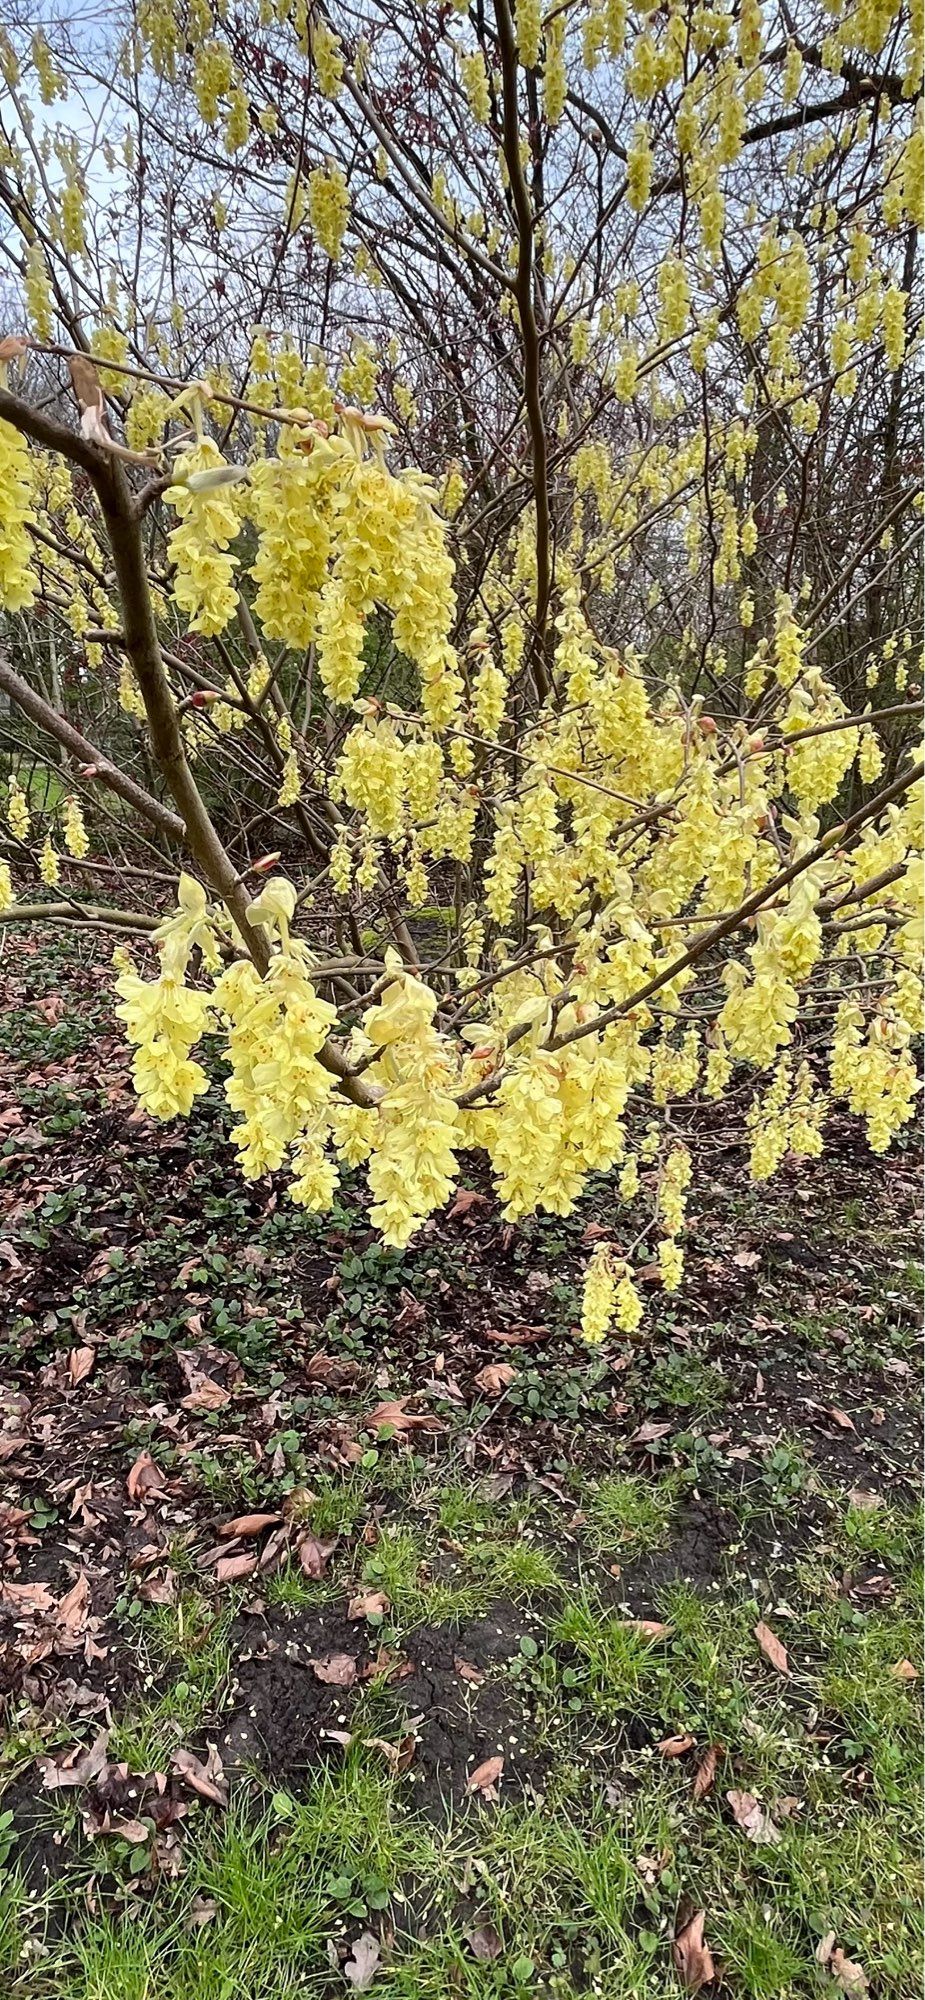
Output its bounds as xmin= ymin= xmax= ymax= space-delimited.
xmin=0 ymin=0 xmax=920 ymax=1342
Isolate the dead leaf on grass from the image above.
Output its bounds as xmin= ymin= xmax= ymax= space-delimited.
xmin=473 ymin=1362 xmax=517 ymax=1397
xmin=38 ymin=1730 xmax=110 ymax=1792
xmin=136 ymin=1571 xmax=176 ymax=1606
xmin=297 ymin=1534 xmax=338 ymax=1579
xmin=366 ymin=1398 xmax=437 ymax=1434
xmin=847 ymin=1490 xmax=882 ymax=1513
xmin=726 ymin=1788 xmax=781 ymax=1846
xmin=67 ymin=1346 xmax=95 ymax=1386
xmin=672 ymin=1909 xmax=715 ymax=1992
xmin=828 ymin=1407 xmax=856 ymax=1432
xmin=347 ymin=1588 xmax=390 ymax=1621
xmin=465 ymin=1921 xmax=502 ymax=1961
xmin=218 ymin=1512 xmax=282 ymax=1539
xmin=186 ymin=1895 xmax=218 ymax=1931
xmin=889 ymin=1658 xmax=918 ymax=1681
xmin=658 ymin=1735 xmax=695 ymax=1758
xmin=214 ymin=1552 xmax=257 ymax=1584
xmin=311 ymin=1653 xmax=357 ymax=1687
xmin=465 ymin=1754 xmax=503 ymax=1799
xmin=363 ymin=1730 xmax=417 ymax=1774
xmin=172 ymin=1745 xmax=227 ymax=1807
xmin=374 ymin=1652 xmax=414 ymax=1685
xmin=107 ymin=1817 xmax=151 ymax=1845
xmin=754 ymin=1620 xmax=791 ymax=1675
xmin=630 ymin=1421 xmax=672 ymax=1445
xmin=619 ymin=1618 xmax=673 ymax=1641
xmin=343 ymin=1929 xmax=381 ymax=1990
xmin=126 ymin=1451 xmax=166 ymax=1503
xmin=819 ymin=1941 xmax=869 ymax=1998
xmin=692 ymin=1744 xmax=721 ymax=1801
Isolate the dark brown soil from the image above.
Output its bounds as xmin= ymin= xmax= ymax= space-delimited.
xmin=221 ymin=1598 xmax=543 ymax=1806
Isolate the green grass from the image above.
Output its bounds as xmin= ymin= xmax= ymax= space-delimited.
xmin=583 ymin=1472 xmax=678 ymax=1553
xmin=1 ymin=1481 xmax=921 ymax=2000
xmin=108 ymin=1594 xmax=235 ymax=1770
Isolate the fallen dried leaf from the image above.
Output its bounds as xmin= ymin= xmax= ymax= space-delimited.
xmin=343 ymin=1930 xmax=381 ymax=1990
xmin=126 ymin=1451 xmax=166 ymax=1503
xmin=311 ymin=1653 xmax=357 ymax=1687
xmin=465 ymin=1921 xmax=502 ymax=1962
xmin=726 ymin=1788 xmax=780 ymax=1846
xmin=847 ymin=1489 xmax=882 ymax=1512
xmin=619 ymin=1618 xmax=673 ymax=1641
xmin=754 ymin=1620 xmax=790 ymax=1675
xmin=465 ymin=1754 xmax=503 ymax=1799
xmin=658 ymin=1734 xmax=695 ymax=1758
xmin=347 ymin=1589 xmax=390 ymax=1621
xmin=829 ymin=1948 xmax=869 ymax=1996
xmin=393 ymin=1288 xmax=426 ymax=1334
xmin=172 ymin=1745 xmax=227 ymax=1807
xmin=56 ymin=1572 xmax=91 ymax=1639
xmin=366 ymin=1398 xmax=436 ymax=1434
xmin=136 ymin=1571 xmax=176 ymax=1606
xmin=214 ymin=1552 xmax=257 ymax=1584
xmin=447 ymin=1188 xmax=491 ymax=1222
xmin=305 ymin=1351 xmax=361 ymax=1390
xmin=38 ymin=1731 xmax=110 ymax=1792
xmin=186 ymin=1895 xmax=218 ymax=1931
xmin=297 ymin=1534 xmax=338 ymax=1579
xmin=218 ymin=1512 xmax=282 ymax=1539
xmin=630 ymin=1421 xmax=672 ymax=1445
xmin=889 ymin=1658 xmax=918 ymax=1681
xmin=107 ymin=1817 xmax=151 ymax=1845
xmin=483 ymin=1325 xmax=545 ymax=1346
xmin=454 ymin=1656 xmax=485 ymax=1684
xmin=692 ymin=1743 xmax=721 ymax=1801
xmin=1 ymin=1579 xmax=55 ymax=1612
xmin=473 ymin=1362 xmax=517 ymax=1397
xmin=363 ymin=1731 xmax=416 ymax=1775
xmin=672 ymin=1909 xmax=715 ymax=1992
xmin=828 ymin=1407 xmax=856 ymax=1432
xmin=67 ymin=1346 xmax=95 ymax=1386
xmin=181 ymin=1372 xmax=230 ymax=1412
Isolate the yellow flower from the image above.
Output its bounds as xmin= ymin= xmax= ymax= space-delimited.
xmin=0 ymin=421 xmax=37 ymax=612
xmin=165 ymin=437 xmax=241 ymax=636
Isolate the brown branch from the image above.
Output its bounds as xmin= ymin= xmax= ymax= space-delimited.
xmin=0 ymin=381 xmax=109 ymax=480
xmin=0 ymin=648 xmax=186 ymax=842
xmin=0 ymin=901 xmax=158 ymax=932
xmin=493 ymin=0 xmax=552 ymax=701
